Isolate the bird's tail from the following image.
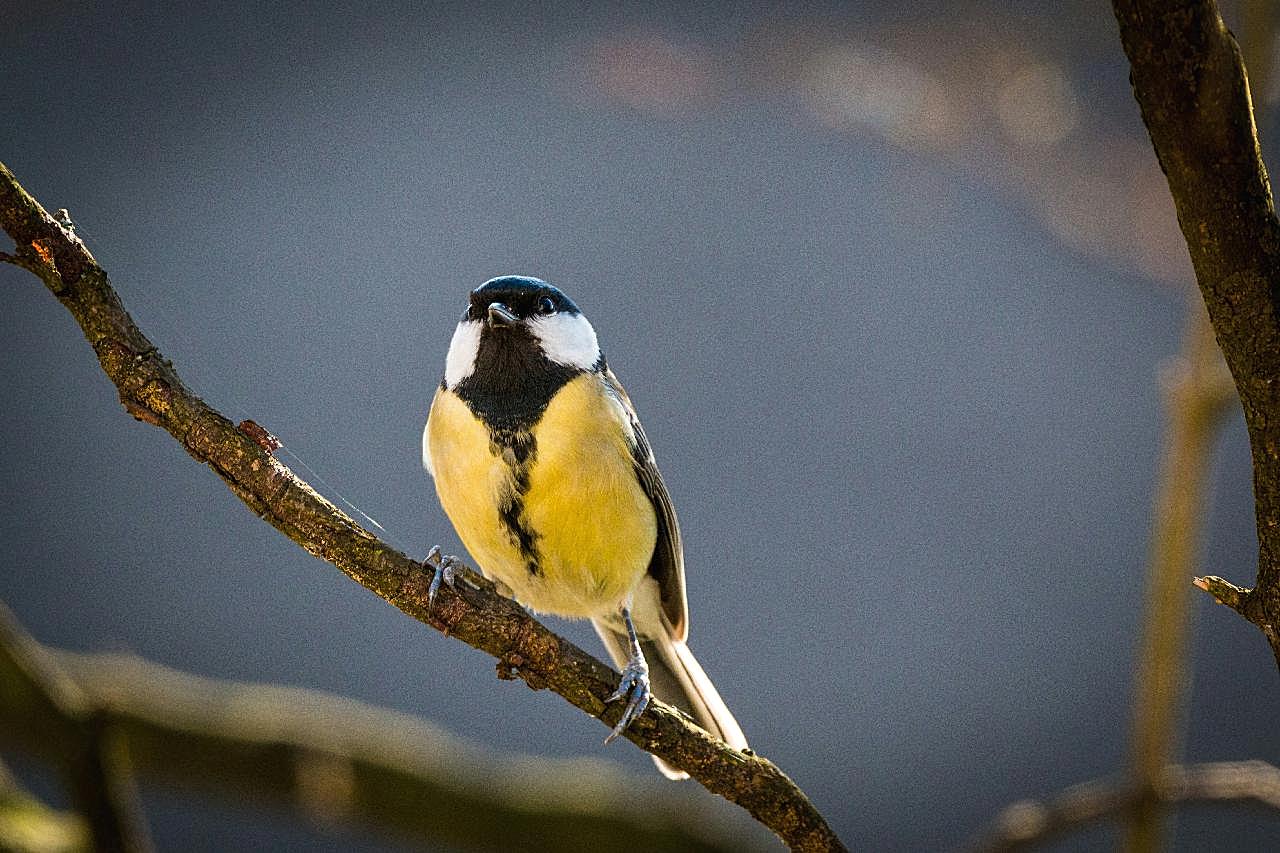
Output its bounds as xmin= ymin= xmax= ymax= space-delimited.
xmin=593 ymin=621 xmax=748 ymax=780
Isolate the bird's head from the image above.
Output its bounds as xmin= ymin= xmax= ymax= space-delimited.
xmin=443 ymin=275 xmax=602 ymax=390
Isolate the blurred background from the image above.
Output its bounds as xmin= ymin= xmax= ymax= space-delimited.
xmin=3 ymin=0 xmax=1279 ymax=850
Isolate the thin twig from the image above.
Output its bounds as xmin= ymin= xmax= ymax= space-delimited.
xmin=1193 ymin=574 xmax=1250 ymax=611
xmin=969 ymin=761 xmax=1280 ymax=852
xmin=0 ymin=161 xmax=843 ymax=852
xmin=1123 ymin=302 xmax=1236 ymax=853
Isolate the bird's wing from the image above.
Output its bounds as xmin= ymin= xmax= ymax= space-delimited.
xmin=602 ymin=366 xmax=689 ymax=641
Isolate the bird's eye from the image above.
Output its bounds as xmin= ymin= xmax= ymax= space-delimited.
xmin=537 ymin=296 xmax=555 ymax=315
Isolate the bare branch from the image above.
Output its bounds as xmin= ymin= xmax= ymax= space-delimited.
xmin=0 ymin=760 xmax=89 ymax=853
xmin=0 ymin=602 xmax=152 ymax=852
xmin=1123 ymin=301 xmax=1239 ymax=851
xmin=969 ymin=761 xmax=1280 ymax=852
xmin=1112 ymin=0 xmax=1280 ymax=668
xmin=0 ymin=604 xmax=761 ymax=852
xmin=0 ymin=161 xmax=843 ymax=852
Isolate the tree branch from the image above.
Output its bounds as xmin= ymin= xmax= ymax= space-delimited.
xmin=0 ymin=603 xmax=760 ymax=852
xmin=1123 ymin=301 xmax=1237 ymax=853
xmin=0 ymin=603 xmax=151 ymax=852
xmin=1112 ymin=0 xmax=1280 ymax=667
xmin=968 ymin=761 xmax=1280 ymax=852
xmin=1193 ymin=573 xmax=1250 ymax=610
xmin=0 ymin=760 xmax=89 ymax=853
xmin=0 ymin=161 xmax=843 ymax=852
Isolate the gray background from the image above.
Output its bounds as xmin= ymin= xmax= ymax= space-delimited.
xmin=3 ymin=1 xmax=1278 ymax=850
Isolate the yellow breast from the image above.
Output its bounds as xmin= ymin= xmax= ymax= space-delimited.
xmin=425 ymin=374 xmax=657 ymax=618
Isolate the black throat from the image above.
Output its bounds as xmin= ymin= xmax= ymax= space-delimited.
xmin=453 ymin=324 xmax=582 ymax=433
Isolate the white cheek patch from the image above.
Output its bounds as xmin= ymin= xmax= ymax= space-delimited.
xmin=530 ymin=312 xmax=601 ymax=371
xmin=443 ymin=319 xmax=482 ymax=388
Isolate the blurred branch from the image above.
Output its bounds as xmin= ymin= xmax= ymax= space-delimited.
xmin=1123 ymin=302 xmax=1236 ymax=853
xmin=1112 ymin=0 xmax=1280 ymax=669
xmin=0 ymin=761 xmax=89 ymax=853
xmin=0 ymin=603 xmax=151 ymax=852
xmin=1243 ymin=0 xmax=1276 ymax=107
xmin=0 ymin=162 xmax=842 ymax=852
xmin=0 ymin=604 xmax=754 ymax=853
xmin=968 ymin=760 xmax=1280 ymax=852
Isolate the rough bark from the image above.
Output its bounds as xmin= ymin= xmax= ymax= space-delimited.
xmin=0 ymin=161 xmax=843 ymax=852
xmin=1112 ymin=0 xmax=1280 ymax=667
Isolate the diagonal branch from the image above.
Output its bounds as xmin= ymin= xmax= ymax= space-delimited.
xmin=0 ymin=161 xmax=844 ymax=852
xmin=1111 ymin=0 xmax=1280 ymax=668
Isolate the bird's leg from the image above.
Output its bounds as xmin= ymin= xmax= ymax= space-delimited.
xmin=423 ymin=545 xmax=465 ymax=608
xmin=603 ymin=601 xmax=652 ymax=744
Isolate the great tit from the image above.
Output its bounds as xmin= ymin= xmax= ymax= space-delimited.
xmin=422 ymin=275 xmax=747 ymax=778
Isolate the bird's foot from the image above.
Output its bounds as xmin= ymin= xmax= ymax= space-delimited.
xmin=423 ymin=545 xmax=465 ymax=608
xmin=603 ymin=657 xmax=651 ymax=744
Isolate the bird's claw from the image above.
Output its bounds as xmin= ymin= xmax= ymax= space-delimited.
xmin=423 ymin=545 xmax=464 ymax=608
xmin=603 ymin=659 xmax=651 ymax=744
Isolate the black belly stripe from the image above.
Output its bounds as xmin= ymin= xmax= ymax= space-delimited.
xmin=498 ymin=497 xmax=540 ymax=575
xmin=489 ymin=427 xmax=542 ymax=576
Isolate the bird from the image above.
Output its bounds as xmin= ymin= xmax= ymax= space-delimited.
xmin=422 ymin=274 xmax=747 ymax=778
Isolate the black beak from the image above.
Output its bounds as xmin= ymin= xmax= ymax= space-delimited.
xmin=487 ymin=302 xmax=519 ymax=327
